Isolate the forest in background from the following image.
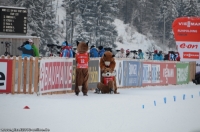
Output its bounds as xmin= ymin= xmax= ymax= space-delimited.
xmin=0 ymin=0 xmax=199 ymax=55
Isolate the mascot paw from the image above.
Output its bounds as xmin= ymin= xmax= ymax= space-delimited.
xmin=83 ymin=93 xmax=88 ymax=96
xmin=94 ymin=88 xmax=101 ymax=94
xmin=110 ymin=88 xmax=114 ymax=94
xmin=75 ymin=92 xmax=79 ymax=96
xmin=114 ymin=92 xmax=120 ymax=94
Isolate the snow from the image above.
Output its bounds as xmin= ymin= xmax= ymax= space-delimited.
xmin=113 ymin=19 xmax=164 ymax=59
xmin=0 ymin=83 xmax=200 ymax=132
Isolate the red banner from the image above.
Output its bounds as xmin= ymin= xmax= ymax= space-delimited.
xmin=142 ymin=62 xmax=176 ymax=86
xmin=0 ymin=59 xmax=13 ymax=93
xmin=172 ymin=17 xmax=200 ymax=42
xmin=39 ymin=59 xmax=73 ymax=93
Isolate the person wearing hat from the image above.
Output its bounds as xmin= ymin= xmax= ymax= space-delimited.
xmin=126 ymin=49 xmax=133 ymax=58
xmin=115 ymin=48 xmax=126 ymax=58
xmin=90 ymin=45 xmax=98 ymax=57
xmin=18 ymin=41 xmax=34 ymax=58
xmin=60 ymin=41 xmax=73 ymax=58
xmin=153 ymin=50 xmax=159 ymax=60
xmin=137 ymin=49 xmax=144 ymax=59
xmin=98 ymin=46 xmax=105 ymax=57
xmin=28 ymin=39 xmax=39 ymax=57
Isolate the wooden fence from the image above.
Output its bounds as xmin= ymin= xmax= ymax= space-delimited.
xmin=0 ymin=56 xmax=39 ymax=94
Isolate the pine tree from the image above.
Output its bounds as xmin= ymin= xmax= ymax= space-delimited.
xmin=183 ymin=0 xmax=199 ymax=17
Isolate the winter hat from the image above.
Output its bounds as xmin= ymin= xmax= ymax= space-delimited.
xmin=90 ymin=45 xmax=95 ymax=49
xmin=62 ymin=41 xmax=68 ymax=46
xmin=28 ymin=39 xmax=33 ymax=43
xmin=126 ymin=49 xmax=130 ymax=53
xmin=154 ymin=50 xmax=158 ymax=53
xmin=98 ymin=46 xmax=103 ymax=50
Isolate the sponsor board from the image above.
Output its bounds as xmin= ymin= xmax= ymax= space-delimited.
xmin=176 ymin=62 xmax=189 ymax=84
xmin=142 ymin=62 xmax=176 ymax=86
xmin=172 ymin=17 xmax=200 ymax=42
xmin=39 ymin=58 xmax=73 ymax=93
xmin=72 ymin=59 xmax=99 ymax=90
xmin=0 ymin=59 xmax=13 ymax=93
xmin=115 ymin=60 xmax=123 ymax=87
xmin=183 ymin=52 xmax=199 ymax=59
xmin=122 ymin=61 xmax=142 ymax=87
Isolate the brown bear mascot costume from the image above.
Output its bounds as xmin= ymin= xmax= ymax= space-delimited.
xmin=75 ymin=41 xmax=90 ymax=96
xmin=96 ymin=51 xmax=119 ymax=94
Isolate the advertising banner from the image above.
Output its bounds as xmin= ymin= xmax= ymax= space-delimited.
xmin=123 ymin=61 xmax=142 ymax=87
xmin=72 ymin=59 xmax=99 ymax=90
xmin=115 ymin=59 xmax=123 ymax=87
xmin=172 ymin=17 xmax=200 ymax=73
xmin=160 ymin=63 xmax=177 ymax=85
xmin=172 ymin=17 xmax=200 ymax=42
xmin=0 ymin=59 xmax=13 ymax=93
xmin=176 ymin=62 xmax=189 ymax=84
xmin=142 ymin=62 xmax=177 ymax=86
xmin=39 ymin=58 xmax=73 ymax=93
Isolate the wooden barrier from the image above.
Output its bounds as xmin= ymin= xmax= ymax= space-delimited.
xmin=0 ymin=56 xmax=40 ymax=94
xmin=189 ymin=61 xmax=196 ymax=81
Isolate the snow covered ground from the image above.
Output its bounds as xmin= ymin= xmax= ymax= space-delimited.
xmin=0 ymin=83 xmax=200 ymax=132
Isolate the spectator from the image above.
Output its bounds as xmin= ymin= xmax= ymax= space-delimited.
xmin=28 ymin=39 xmax=39 ymax=57
xmin=153 ymin=50 xmax=159 ymax=60
xmin=137 ymin=49 xmax=144 ymax=59
xmin=98 ymin=46 xmax=105 ymax=57
xmin=126 ymin=49 xmax=133 ymax=58
xmin=18 ymin=41 xmax=34 ymax=58
xmin=157 ymin=51 xmax=164 ymax=61
xmin=60 ymin=41 xmax=73 ymax=58
xmin=115 ymin=48 xmax=126 ymax=58
xmin=90 ymin=45 xmax=99 ymax=57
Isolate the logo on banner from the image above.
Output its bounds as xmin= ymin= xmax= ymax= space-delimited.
xmin=118 ymin=62 xmax=122 ymax=85
xmin=0 ymin=62 xmax=7 ymax=90
xmin=143 ymin=64 xmax=151 ymax=83
xmin=177 ymin=66 xmax=188 ymax=82
xmin=151 ymin=64 xmax=160 ymax=83
xmin=183 ymin=52 xmax=199 ymax=59
xmin=129 ymin=63 xmax=137 ymax=75
xmin=163 ymin=64 xmax=175 ymax=84
xmin=179 ymin=21 xmax=200 ymax=27
xmin=180 ymin=43 xmax=198 ymax=49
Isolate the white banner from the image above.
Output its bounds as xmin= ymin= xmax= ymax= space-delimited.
xmin=39 ymin=58 xmax=73 ymax=94
xmin=115 ymin=59 xmax=123 ymax=87
xmin=176 ymin=41 xmax=200 ymax=73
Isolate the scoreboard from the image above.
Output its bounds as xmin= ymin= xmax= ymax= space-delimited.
xmin=0 ymin=6 xmax=27 ymax=34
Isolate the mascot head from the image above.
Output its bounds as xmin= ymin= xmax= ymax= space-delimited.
xmin=76 ymin=41 xmax=89 ymax=53
xmin=102 ymin=68 xmax=116 ymax=77
xmin=102 ymin=51 xmax=115 ymax=66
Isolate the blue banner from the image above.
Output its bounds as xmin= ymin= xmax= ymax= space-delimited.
xmin=123 ymin=61 xmax=141 ymax=87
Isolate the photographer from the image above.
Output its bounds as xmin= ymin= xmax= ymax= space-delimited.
xmin=126 ymin=49 xmax=133 ymax=58
xmin=28 ymin=39 xmax=39 ymax=57
xmin=115 ymin=48 xmax=126 ymax=58
xmin=137 ymin=49 xmax=144 ymax=59
xmin=60 ymin=41 xmax=73 ymax=58
xmin=18 ymin=41 xmax=34 ymax=58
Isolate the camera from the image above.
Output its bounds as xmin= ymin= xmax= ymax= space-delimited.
xmin=1 ymin=41 xmax=11 ymax=47
xmin=131 ymin=50 xmax=138 ymax=54
xmin=146 ymin=52 xmax=154 ymax=55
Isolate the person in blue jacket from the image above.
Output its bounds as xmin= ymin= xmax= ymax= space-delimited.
xmin=157 ymin=51 xmax=164 ymax=60
xmin=153 ymin=50 xmax=159 ymax=60
xmin=60 ymin=41 xmax=73 ymax=58
xmin=90 ymin=45 xmax=99 ymax=57
xmin=137 ymin=49 xmax=144 ymax=59
xmin=98 ymin=46 xmax=105 ymax=57
xmin=18 ymin=41 xmax=34 ymax=58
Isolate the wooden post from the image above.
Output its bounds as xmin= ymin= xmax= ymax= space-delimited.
xmin=28 ymin=57 xmax=33 ymax=94
xmin=11 ymin=56 xmax=16 ymax=94
xmin=17 ymin=56 xmax=22 ymax=93
xmin=34 ymin=57 xmax=39 ymax=93
xmin=23 ymin=57 xmax=27 ymax=94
